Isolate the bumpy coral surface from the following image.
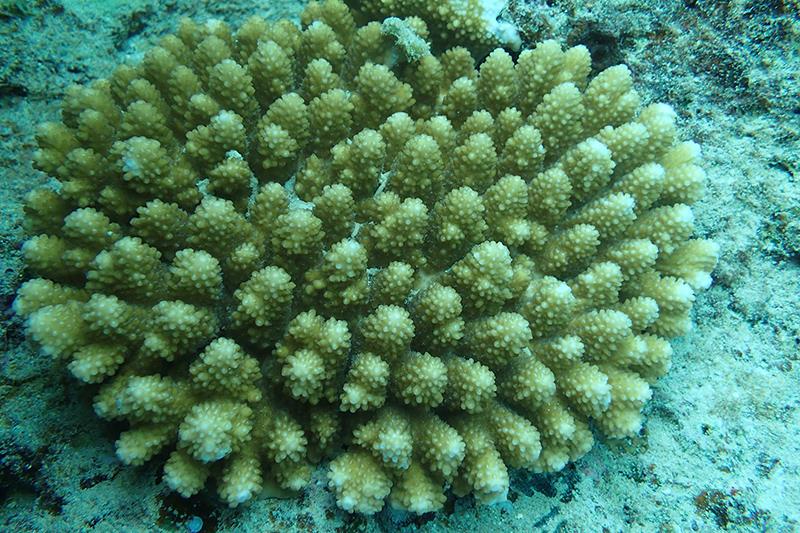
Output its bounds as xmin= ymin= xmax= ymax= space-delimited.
xmin=344 ymin=0 xmax=520 ymax=53
xmin=14 ymin=0 xmax=718 ymax=514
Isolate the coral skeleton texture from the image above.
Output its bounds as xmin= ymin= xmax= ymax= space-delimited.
xmin=13 ymin=0 xmax=718 ymax=514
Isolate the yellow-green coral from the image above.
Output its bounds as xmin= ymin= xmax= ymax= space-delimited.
xmin=14 ymin=0 xmax=717 ymax=515
xmin=345 ymin=0 xmax=521 ymax=54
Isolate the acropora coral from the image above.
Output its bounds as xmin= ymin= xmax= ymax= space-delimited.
xmin=345 ymin=0 xmax=522 ymax=53
xmin=13 ymin=0 xmax=718 ymax=514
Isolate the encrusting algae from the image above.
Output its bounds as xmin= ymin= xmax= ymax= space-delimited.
xmin=13 ymin=0 xmax=718 ymax=514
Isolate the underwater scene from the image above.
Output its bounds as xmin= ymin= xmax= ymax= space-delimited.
xmin=1 ymin=1 xmax=798 ymax=531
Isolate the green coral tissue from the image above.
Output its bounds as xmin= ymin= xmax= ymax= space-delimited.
xmin=13 ymin=0 xmax=718 ymax=515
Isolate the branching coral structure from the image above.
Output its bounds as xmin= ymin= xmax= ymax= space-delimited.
xmin=13 ymin=0 xmax=718 ymax=514
xmin=344 ymin=0 xmax=522 ymax=53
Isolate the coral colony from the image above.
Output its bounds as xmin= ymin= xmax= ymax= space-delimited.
xmin=14 ymin=0 xmax=717 ymax=514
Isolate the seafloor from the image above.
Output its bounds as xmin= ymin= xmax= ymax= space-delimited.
xmin=1 ymin=1 xmax=798 ymax=531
